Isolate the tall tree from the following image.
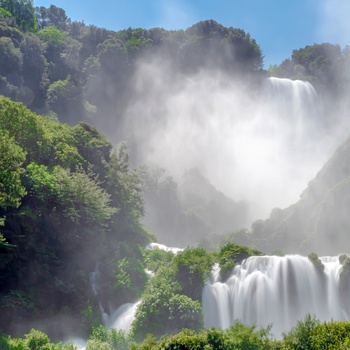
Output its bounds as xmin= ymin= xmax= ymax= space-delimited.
xmin=35 ymin=5 xmax=69 ymax=31
xmin=0 ymin=0 xmax=37 ymax=31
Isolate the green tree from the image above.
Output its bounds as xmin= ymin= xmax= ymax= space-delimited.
xmin=38 ymin=26 xmax=75 ymax=82
xmin=47 ymin=75 xmax=84 ymax=124
xmin=218 ymin=243 xmax=262 ymax=281
xmin=0 ymin=36 xmax=23 ymax=86
xmin=0 ymin=129 xmax=26 ymax=210
xmin=283 ymin=314 xmax=320 ymax=350
xmin=311 ymin=321 xmax=350 ymax=349
xmin=106 ymin=143 xmax=144 ymax=228
xmin=20 ymin=33 xmax=48 ymax=110
xmin=0 ymin=0 xmax=37 ymax=31
xmin=174 ymin=247 xmax=214 ymax=301
xmin=132 ymin=285 xmax=203 ymax=341
xmin=0 ymin=129 xmax=26 ymax=270
xmin=0 ymin=96 xmax=48 ymax=163
xmin=35 ymin=5 xmax=69 ymax=31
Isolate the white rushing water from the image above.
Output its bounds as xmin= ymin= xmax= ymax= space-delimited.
xmin=98 ymin=243 xmax=182 ymax=334
xmin=87 ymin=244 xmax=350 ymax=342
xmin=261 ymin=77 xmax=320 ymax=146
xmin=106 ymin=300 xmax=142 ymax=331
xmin=203 ymin=255 xmax=346 ymax=338
xmin=146 ymin=242 xmax=183 ymax=254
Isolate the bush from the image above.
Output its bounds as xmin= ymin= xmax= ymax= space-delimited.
xmin=217 ymin=243 xmax=262 ymax=281
xmin=311 ymin=321 xmax=350 ymax=349
xmin=24 ymin=329 xmax=51 ymax=350
xmin=85 ymin=339 xmax=113 ymax=350
xmin=89 ymin=325 xmax=130 ymax=350
xmin=132 ymin=323 xmax=274 ymax=349
xmin=282 ymin=314 xmax=320 ymax=350
xmin=131 ymin=286 xmax=203 ymax=341
xmin=223 ymin=322 xmax=272 ymax=350
xmin=173 ymin=247 xmax=214 ymax=301
xmin=0 ymin=331 xmax=77 ymax=350
xmin=142 ymin=247 xmax=175 ymax=274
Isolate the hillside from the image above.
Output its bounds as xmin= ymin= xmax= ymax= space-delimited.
xmin=251 ymin=135 xmax=350 ymax=255
xmin=0 ymin=97 xmax=150 ymax=338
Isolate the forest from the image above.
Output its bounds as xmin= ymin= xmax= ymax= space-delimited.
xmin=2 ymin=0 xmax=350 ymax=349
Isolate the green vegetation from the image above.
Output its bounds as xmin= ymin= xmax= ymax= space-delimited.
xmin=0 ymin=328 xmax=77 ymax=350
xmin=132 ymin=323 xmax=274 ymax=350
xmin=4 ymin=316 xmax=350 ymax=349
xmin=0 ymin=97 xmax=150 ymax=337
xmin=130 ymin=247 xmax=214 ymax=341
xmin=282 ymin=314 xmax=320 ymax=350
xmin=217 ymin=243 xmax=262 ymax=280
xmin=0 ymin=1 xmax=264 ymax=136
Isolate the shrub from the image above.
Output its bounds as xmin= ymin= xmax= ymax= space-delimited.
xmin=223 ymin=322 xmax=272 ymax=350
xmin=89 ymin=325 xmax=130 ymax=350
xmin=131 ymin=286 xmax=203 ymax=341
xmin=132 ymin=323 xmax=273 ymax=349
xmin=218 ymin=243 xmax=261 ymax=281
xmin=142 ymin=247 xmax=175 ymax=274
xmin=311 ymin=321 xmax=350 ymax=349
xmin=282 ymin=314 xmax=320 ymax=350
xmin=85 ymin=339 xmax=113 ymax=350
xmin=173 ymin=247 xmax=214 ymax=301
xmin=24 ymin=329 xmax=51 ymax=350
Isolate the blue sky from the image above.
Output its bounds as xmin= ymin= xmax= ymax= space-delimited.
xmin=33 ymin=0 xmax=350 ymax=68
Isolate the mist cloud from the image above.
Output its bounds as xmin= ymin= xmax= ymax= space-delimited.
xmin=121 ymin=58 xmax=342 ymax=220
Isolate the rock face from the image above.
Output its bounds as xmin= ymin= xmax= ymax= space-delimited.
xmin=252 ymin=135 xmax=350 ymax=255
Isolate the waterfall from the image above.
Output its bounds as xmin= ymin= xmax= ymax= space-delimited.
xmin=146 ymin=242 xmax=183 ymax=254
xmin=96 ymin=243 xmax=181 ymax=334
xmin=89 ymin=262 xmax=101 ymax=297
xmin=259 ymin=77 xmax=321 ymax=149
xmin=264 ymin=77 xmax=318 ymax=117
xmin=202 ymin=255 xmax=346 ymax=338
xmin=106 ymin=301 xmax=142 ymax=332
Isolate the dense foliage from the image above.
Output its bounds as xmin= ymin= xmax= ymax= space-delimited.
xmin=130 ymin=244 xmax=262 ymax=341
xmin=217 ymin=242 xmax=262 ymax=280
xmin=130 ymin=247 xmax=214 ymax=341
xmin=4 ymin=315 xmax=350 ymax=349
xmin=0 ymin=97 xmax=150 ymax=337
xmin=0 ymin=2 xmax=264 ymax=137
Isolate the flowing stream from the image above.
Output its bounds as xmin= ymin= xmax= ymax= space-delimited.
xmin=202 ymin=255 xmax=347 ymax=337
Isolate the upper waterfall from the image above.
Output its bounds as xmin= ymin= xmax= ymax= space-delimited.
xmin=202 ymin=255 xmax=346 ymax=338
xmin=260 ymin=77 xmax=321 ymax=146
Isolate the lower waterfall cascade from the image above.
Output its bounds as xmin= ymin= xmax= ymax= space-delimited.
xmin=202 ymin=255 xmax=347 ymax=338
xmin=89 ymin=247 xmax=350 ymax=340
